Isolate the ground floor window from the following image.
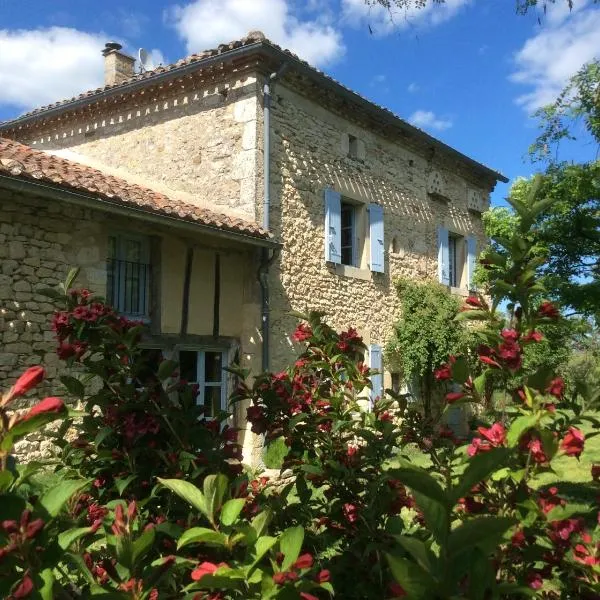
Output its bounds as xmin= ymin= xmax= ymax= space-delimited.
xmin=179 ymin=349 xmax=227 ymax=418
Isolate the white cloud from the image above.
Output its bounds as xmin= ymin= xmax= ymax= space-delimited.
xmin=409 ymin=109 xmax=453 ymax=131
xmin=0 ymin=27 xmax=106 ymax=111
xmin=341 ymin=0 xmax=471 ymax=34
xmin=407 ymin=82 xmax=419 ymax=93
xmin=510 ymin=4 xmax=600 ymax=112
xmin=167 ymin=0 xmax=345 ymax=67
xmin=0 ymin=27 xmax=165 ymax=114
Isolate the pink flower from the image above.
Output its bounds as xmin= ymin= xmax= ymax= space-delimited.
xmin=10 ymin=573 xmax=34 ymax=598
xmin=445 ymin=392 xmax=465 ymax=404
xmin=292 ymin=323 xmax=312 ymax=343
xmin=465 ymin=295 xmax=482 ymax=308
xmin=434 ymin=363 xmax=452 ymax=381
xmin=523 ymin=330 xmax=543 ymax=343
xmin=343 ymin=503 xmax=358 ymax=524
xmin=561 ymin=427 xmax=585 ymax=458
xmin=315 ymin=569 xmax=330 ymax=583
xmin=546 ymin=378 xmax=564 ymax=399
xmin=500 ymin=329 xmax=519 ymax=342
xmin=191 ymin=562 xmax=219 ymax=581
xmin=300 ymin=594 xmax=319 ymax=600
xmin=293 ymin=553 xmax=314 ymax=570
xmin=3 ymin=366 xmax=45 ymax=406
xmin=14 ymin=397 xmax=65 ymax=425
xmin=538 ymin=301 xmax=559 ymax=320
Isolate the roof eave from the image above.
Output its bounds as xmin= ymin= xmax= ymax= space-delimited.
xmin=0 ymin=173 xmax=279 ymax=249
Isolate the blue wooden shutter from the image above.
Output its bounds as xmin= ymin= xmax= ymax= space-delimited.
xmin=369 ymin=203 xmax=385 ymax=273
xmin=369 ymin=344 xmax=383 ymax=406
xmin=438 ymin=226 xmax=450 ymax=285
xmin=324 ymin=189 xmax=341 ymax=264
xmin=466 ymin=236 xmax=476 ymax=291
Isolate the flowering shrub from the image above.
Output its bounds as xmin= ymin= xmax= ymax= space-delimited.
xmin=0 ymin=179 xmax=599 ymax=599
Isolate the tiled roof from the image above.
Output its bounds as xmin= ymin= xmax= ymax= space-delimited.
xmin=0 ymin=31 xmax=506 ymax=183
xmin=0 ymin=138 xmax=270 ymax=241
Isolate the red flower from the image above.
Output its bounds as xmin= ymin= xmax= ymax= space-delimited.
xmin=546 ymin=377 xmax=564 ymax=399
xmin=465 ymin=295 xmax=482 ymax=308
xmin=479 ymin=355 xmax=501 ymax=368
xmin=526 ymin=572 xmax=543 ymax=590
xmin=292 ymin=323 xmax=312 ymax=342
xmin=14 ymin=397 xmax=65 ymax=425
xmin=478 ymin=422 xmax=506 ymax=446
xmin=561 ymin=426 xmax=585 ymax=458
xmin=343 ymin=503 xmax=359 ymax=524
xmin=538 ymin=301 xmax=559 ymax=320
xmin=388 ymin=582 xmax=407 ymax=597
xmin=523 ymin=330 xmax=543 ymax=343
xmin=434 ymin=363 xmax=452 ymax=381
xmin=445 ymin=391 xmax=465 ymax=404
xmin=497 ymin=339 xmax=522 ymax=371
xmin=293 ymin=553 xmax=313 ymax=570
xmin=191 ymin=562 xmax=219 ymax=581
xmin=3 ymin=366 xmax=45 ymax=406
xmin=500 ymin=328 xmax=519 ymax=342
xmin=10 ymin=573 xmax=34 ymax=598
xmin=511 ymin=529 xmax=526 ymax=547
xmin=272 ymin=572 xmax=287 ymax=586
xmin=315 ymin=569 xmax=330 ymax=583
xmin=300 ymin=594 xmax=319 ymax=600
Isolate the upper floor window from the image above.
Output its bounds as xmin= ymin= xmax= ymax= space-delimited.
xmin=107 ymin=233 xmax=150 ymax=318
xmin=324 ymin=188 xmax=384 ymax=274
xmin=179 ymin=349 xmax=227 ymax=418
xmin=438 ymin=227 xmax=476 ymax=291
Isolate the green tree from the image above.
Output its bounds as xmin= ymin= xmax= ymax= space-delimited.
xmin=385 ymin=279 xmax=468 ymax=418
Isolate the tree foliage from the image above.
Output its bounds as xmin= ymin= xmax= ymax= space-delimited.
xmin=385 ymin=279 xmax=469 ymax=416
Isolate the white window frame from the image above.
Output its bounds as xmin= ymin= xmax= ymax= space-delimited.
xmin=176 ymin=348 xmax=229 ymax=419
xmin=107 ymin=232 xmax=151 ymax=318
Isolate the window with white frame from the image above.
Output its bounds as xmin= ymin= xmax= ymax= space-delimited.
xmin=340 ymin=201 xmax=357 ymax=266
xmin=107 ymin=234 xmax=151 ymax=317
xmin=448 ymin=234 xmax=464 ymax=288
xmin=179 ymin=350 xmax=227 ymax=418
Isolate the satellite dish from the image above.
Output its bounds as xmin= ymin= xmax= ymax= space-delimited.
xmin=138 ymin=48 xmax=155 ymax=72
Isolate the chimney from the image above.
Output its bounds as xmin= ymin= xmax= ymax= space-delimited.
xmin=102 ymin=42 xmax=135 ymax=86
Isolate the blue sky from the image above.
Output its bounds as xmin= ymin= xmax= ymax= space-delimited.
xmin=1 ymin=0 xmax=598 ymax=205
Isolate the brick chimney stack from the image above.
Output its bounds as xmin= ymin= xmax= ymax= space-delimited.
xmin=102 ymin=42 xmax=135 ymax=86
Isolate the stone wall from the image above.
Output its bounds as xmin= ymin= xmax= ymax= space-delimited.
xmin=0 ymin=188 xmax=263 ymax=461
xmin=267 ymin=83 xmax=491 ymax=375
xmin=15 ymin=74 xmax=262 ymax=222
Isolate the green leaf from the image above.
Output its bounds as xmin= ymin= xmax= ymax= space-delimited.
xmin=60 ymin=375 xmax=85 ymax=397
xmin=545 ymin=503 xmax=592 ymax=522
xmin=448 ymin=517 xmax=516 ymax=558
xmin=158 ymin=478 xmax=208 ymax=519
xmin=220 ymin=498 xmax=246 ymax=527
xmin=507 ymin=414 xmax=538 ymax=446
xmin=455 ymin=310 xmax=489 ymax=322
xmin=177 ymin=527 xmax=228 ymax=549
xmin=132 ymin=527 xmax=155 ymax=564
xmin=386 ymin=554 xmax=436 ymax=600
xmin=412 ymin=491 xmax=449 ymax=545
xmin=250 ymin=535 xmax=278 ymax=571
xmin=67 ymin=552 xmax=97 ymax=586
xmin=451 ymin=356 xmax=469 ymax=384
xmin=95 ymin=427 xmax=114 ymax=448
xmin=279 ymin=525 xmax=304 ymax=571
xmin=115 ymin=475 xmax=136 ymax=496
xmin=203 ymin=474 xmax=229 ymax=526
xmin=158 ymin=359 xmax=179 ymax=381
xmin=37 ymin=287 xmax=65 ymax=300
xmin=473 ymin=372 xmax=488 ymax=396
xmin=38 ymin=568 xmax=55 ymax=600
xmin=38 ymin=479 xmax=91 ymax=518
xmin=58 ymin=526 xmax=97 ymax=550
xmin=451 ymin=448 xmax=511 ymax=504
xmin=393 ymin=535 xmax=436 ymax=573
xmin=0 ymin=470 xmax=14 ymax=492
xmin=390 ymin=468 xmax=447 ymax=506
xmin=251 ymin=508 xmax=272 ymax=537
xmin=65 ymin=266 xmax=81 ymax=292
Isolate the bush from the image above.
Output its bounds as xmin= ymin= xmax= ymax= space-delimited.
xmin=0 ymin=183 xmax=599 ymax=599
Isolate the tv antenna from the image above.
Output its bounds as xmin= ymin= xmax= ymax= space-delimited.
xmin=138 ymin=48 xmax=155 ymax=73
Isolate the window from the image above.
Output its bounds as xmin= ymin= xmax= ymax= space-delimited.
xmin=438 ymin=228 xmax=476 ymax=290
xmin=448 ymin=234 xmax=463 ymax=288
xmin=324 ymin=188 xmax=385 ymax=274
xmin=348 ymin=134 xmax=359 ymax=158
xmin=107 ymin=234 xmax=150 ymax=317
xmin=179 ymin=350 xmax=227 ymax=418
xmin=340 ymin=202 xmax=356 ymax=266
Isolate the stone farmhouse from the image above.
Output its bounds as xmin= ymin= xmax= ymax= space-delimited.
xmin=0 ymin=31 xmax=506 ymax=462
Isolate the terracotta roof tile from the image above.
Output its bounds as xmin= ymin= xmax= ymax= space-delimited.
xmin=0 ymin=138 xmax=270 ymax=241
